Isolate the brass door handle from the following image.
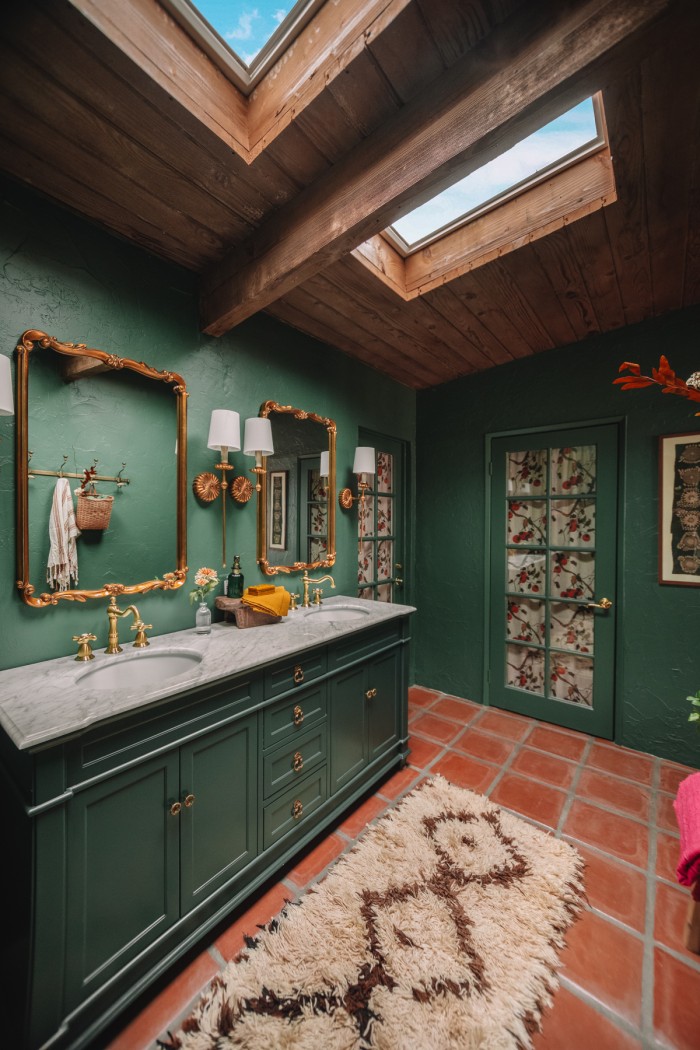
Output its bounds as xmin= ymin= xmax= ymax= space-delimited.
xmin=170 ymin=801 xmax=182 ymax=816
xmin=183 ymin=793 xmax=196 ymax=807
xmin=365 ymin=688 xmax=377 ymax=700
xmin=586 ymin=597 xmax=613 ymax=610
xmin=293 ymin=664 xmax=304 ymax=684
xmin=292 ymin=799 xmax=303 ymax=819
xmin=394 ymin=578 xmax=403 ymax=588
xmin=293 ymin=705 xmax=304 ymax=726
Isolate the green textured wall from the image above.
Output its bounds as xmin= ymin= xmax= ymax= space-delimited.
xmin=415 ymin=305 xmax=700 ymax=766
xmin=0 ymin=178 xmax=415 ymax=670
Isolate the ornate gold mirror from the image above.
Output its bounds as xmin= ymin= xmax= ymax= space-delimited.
xmin=15 ymin=329 xmax=188 ymax=607
xmin=256 ymin=401 xmax=336 ymax=575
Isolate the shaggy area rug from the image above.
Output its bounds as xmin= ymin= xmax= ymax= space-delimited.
xmin=168 ymin=776 xmax=584 ymax=1050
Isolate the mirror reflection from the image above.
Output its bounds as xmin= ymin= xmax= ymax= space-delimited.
xmin=16 ymin=330 xmax=188 ymax=607
xmin=257 ymin=401 xmax=336 ymax=575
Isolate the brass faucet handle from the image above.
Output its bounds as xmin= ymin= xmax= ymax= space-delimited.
xmin=289 ymin=592 xmax=299 ymax=610
xmin=130 ymin=620 xmax=153 ymax=648
xmin=73 ymin=633 xmax=97 ymax=662
xmin=313 ymin=588 xmax=323 ymax=605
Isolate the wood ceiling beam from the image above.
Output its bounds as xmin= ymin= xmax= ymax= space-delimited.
xmin=199 ymin=0 xmax=670 ymax=337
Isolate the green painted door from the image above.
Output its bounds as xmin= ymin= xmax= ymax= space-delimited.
xmin=367 ymin=648 xmax=400 ymax=762
xmin=64 ymin=751 xmax=180 ymax=1009
xmin=357 ymin=432 xmax=407 ymax=602
xmin=179 ymin=716 xmax=258 ymax=914
xmin=489 ymin=424 xmax=618 ymax=738
xmin=329 ymin=665 xmax=366 ymax=791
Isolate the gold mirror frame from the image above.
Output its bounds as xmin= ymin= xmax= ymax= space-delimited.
xmin=257 ymin=400 xmax=336 ymax=576
xmin=15 ymin=329 xmax=189 ymax=607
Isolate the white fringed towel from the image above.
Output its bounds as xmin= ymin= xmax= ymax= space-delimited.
xmin=47 ymin=477 xmax=80 ymax=591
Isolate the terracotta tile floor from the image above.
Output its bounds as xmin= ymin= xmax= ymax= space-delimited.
xmin=106 ymin=686 xmax=700 ymax=1050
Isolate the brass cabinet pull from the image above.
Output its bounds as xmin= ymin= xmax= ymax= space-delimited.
xmin=293 ymin=664 xmax=304 ymax=684
xmin=292 ymin=799 xmax=303 ymax=819
xmin=585 ymin=597 xmax=613 ymax=610
xmin=293 ymin=704 xmax=304 ymax=726
xmin=365 ymin=688 xmax=377 ymax=700
xmin=292 ymin=751 xmax=304 ymax=773
xmin=170 ymin=801 xmax=182 ymax=816
xmin=183 ymin=793 xmax=196 ymax=807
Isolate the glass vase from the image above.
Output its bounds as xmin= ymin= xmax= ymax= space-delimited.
xmin=195 ymin=600 xmax=211 ymax=634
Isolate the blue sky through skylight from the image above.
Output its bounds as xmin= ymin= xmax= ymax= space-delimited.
xmin=192 ymin=1 xmax=294 ymax=65
xmin=391 ymin=98 xmax=599 ymax=249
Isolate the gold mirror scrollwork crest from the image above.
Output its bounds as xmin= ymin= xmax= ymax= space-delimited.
xmin=15 ymin=329 xmax=189 ymax=607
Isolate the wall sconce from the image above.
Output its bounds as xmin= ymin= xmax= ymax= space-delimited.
xmin=243 ymin=417 xmax=274 ymax=490
xmin=0 ymin=355 xmax=14 ymax=416
xmin=338 ymin=446 xmax=375 ymax=510
xmin=319 ymin=450 xmax=329 ymax=478
xmin=193 ymin=409 xmax=253 ymax=567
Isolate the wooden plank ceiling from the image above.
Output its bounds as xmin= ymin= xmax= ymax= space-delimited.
xmin=1 ymin=0 xmax=698 ymax=389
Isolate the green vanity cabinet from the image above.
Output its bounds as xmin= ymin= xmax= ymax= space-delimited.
xmin=1 ymin=610 xmax=412 ymax=1050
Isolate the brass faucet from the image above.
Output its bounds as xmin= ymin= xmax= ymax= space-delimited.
xmin=300 ymin=572 xmax=335 ymax=608
xmin=106 ymin=597 xmax=151 ymax=654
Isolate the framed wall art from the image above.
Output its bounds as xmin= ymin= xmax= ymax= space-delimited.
xmin=659 ymin=432 xmax=700 ymax=585
xmin=268 ymin=470 xmax=288 ymax=550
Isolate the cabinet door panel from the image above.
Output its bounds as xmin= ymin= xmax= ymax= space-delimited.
xmin=367 ymin=649 xmax=400 ymax=762
xmin=329 ymin=666 xmax=366 ymax=792
xmin=64 ymin=751 xmax=180 ymax=1009
xmin=179 ymin=716 xmax=257 ymax=914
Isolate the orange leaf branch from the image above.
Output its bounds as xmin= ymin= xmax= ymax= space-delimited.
xmin=615 ymin=357 xmax=700 ymax=415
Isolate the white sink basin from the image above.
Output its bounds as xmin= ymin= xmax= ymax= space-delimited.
xmin=78 ymin=649 xmax=203 ymax=691
xmin=303 ymin=604 xmax=371 ymax=623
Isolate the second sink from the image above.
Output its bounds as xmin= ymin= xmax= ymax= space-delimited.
xmin=302 ymin=604 xmax=371 ymax=623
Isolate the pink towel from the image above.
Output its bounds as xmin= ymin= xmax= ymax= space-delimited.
xmin=674 ymin=771 xmax=700 ymax=901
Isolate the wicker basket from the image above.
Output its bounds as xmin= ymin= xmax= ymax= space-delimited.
xmin=75 ymin=492 xmax=114 ymax=530
xmin=215 ymin=596 xmax=281 ymax=628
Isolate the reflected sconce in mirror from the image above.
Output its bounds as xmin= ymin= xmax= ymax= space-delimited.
xmin=192 ymin=409 xmax=253 ymax=568
xmin=243 ymin=417 xmax=274 ymax=490
xmin=0 ymin=355 xmax=14 ymax=415
xmin=338 ymin=446 xmax=375 ymax=510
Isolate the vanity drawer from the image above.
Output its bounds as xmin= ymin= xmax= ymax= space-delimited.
xmin=262 ymin=724 xmax=326 ymax=800
xmin=262 ymin=767 xmax=327 ymax=850
xmin=264 ymin=649 xmax=327 ymax=700
xmin=262 ymin=682 xmax=326 ymax=749
xmin=329 ymin=622 xmax=403 ymax=670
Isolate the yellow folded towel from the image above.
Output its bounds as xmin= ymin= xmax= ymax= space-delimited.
xmin=247 ymin=584 xmax=276 ymax=596
xmin=241 ymin=586 xmax=290 ymax=618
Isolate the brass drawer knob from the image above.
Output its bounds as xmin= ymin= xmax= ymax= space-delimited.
xmin=293 ymin=705 xmax=304 ymax=726
xmin=293 ymin=664 xmax=304 ymax=684
xmin=292 ymin=751 xmax=304 ymax=773
xmin=292 ymin=799 xmax=303 ymax=820
xmin=170 ymin=801 xmax=182 ymax=816
xmin=183 ymin=793 xmax=196 ymax=807
xmin=365 ymin=688 xmax=377 ymax=700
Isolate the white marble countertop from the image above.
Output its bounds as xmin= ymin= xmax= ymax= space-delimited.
xmin=0 ymin=597 xmax=416 ymax=751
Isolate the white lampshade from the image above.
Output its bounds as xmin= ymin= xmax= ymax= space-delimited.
xmin=319 ymin=451 xmax=329 ymax=477
xmin=353 ymin=446 xmax=375 ymax=475
xmin=0 ymin=355 xmax=14 ymax=416
xmin=243 ymin=417 xmax=274 ymax=457
xmin=207 ymin=409 xmax=240 ymax=452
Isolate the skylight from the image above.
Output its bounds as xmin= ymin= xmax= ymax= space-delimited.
xmin=192 ymin=0 xmax=293 ymax=65
xmin=163 ymin=0 xmax=325 ymax=89
xmin=387 ymin=97 xmax=603 ymax=254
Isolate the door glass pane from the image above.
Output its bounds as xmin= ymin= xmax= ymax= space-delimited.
xmin=358 ymin=541 xmax=373 ymax=585
xmin=359 ymin=495 xmax=374 ymax=538
xmin=377 ymin=451 xmax=393 ymax=493
xmin=507 ymin=449 xmax=547 ymax=495
xmin=506 ymin=598 xmax=545 ymax=644
xmin=550 ymin=603 xmax=594 ymax=654
xmin=308 ymin=537 xmax=327 ymax=563
xmin=507 ymin=500 xmax=547 ymax=545
xmin=550 ymin=653 xmax=594 ymax=706
xmin=377 ymin=583 xmax=392 ymax=602
xmin=377 ymin=540 xmax=393 ymax=580
xmin=507 ymin=550 xmax=546 ymax=594
xmin=506 ymin=645 xmax=545 ymax=695
xmin=550 ymin=499 xmax=596 ymax=547
xmin=377 ymin=496 xmax=392 ymax=535
xmin=550 ymin=445 xmax=597 ymax=495
xmin=309 ymin=504 xmax=327 ymax=534
xmin=549 ymin=551 xmax=595 ymax=600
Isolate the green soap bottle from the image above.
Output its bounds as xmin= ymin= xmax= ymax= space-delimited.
xmin=227 ymin=555 xmax=244 ymax=599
